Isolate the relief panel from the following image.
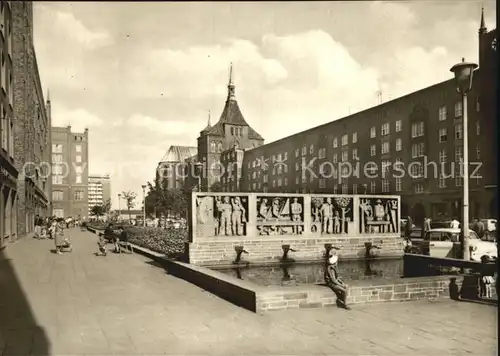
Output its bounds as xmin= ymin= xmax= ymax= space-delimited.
xmin=195 ymin=195 xmax=248 ymax=237
xmin=359 ymin=197 xmax=399 ymax=234
xmin=311 ymin=196 xmax=353 ymax=234
xmin=256 ymin=196 xmax=304 ymax=235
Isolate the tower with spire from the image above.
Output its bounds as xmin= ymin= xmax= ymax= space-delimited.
xmin=197 ymin=63 xmax=264 ymax=191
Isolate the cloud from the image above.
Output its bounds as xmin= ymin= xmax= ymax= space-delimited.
xmin=51 ymin=106 xmax=103 ymax=132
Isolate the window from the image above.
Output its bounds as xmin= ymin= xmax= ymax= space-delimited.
xmin=454 ymin=123 xmax=462 ymax=140
xmin=476 ymin=144 xmax=480 ymax=159
xmin=438 ymin=106 xmax=447 ymax=121
xmin=455 ymin=174 xmax=462 ymax=187
xmin=332 ymin=153 xmax=338 ymax=163
xmin=52 ymin=154 xmax=62 ymax=163
xmin=395 ymin=178 xmax=402 ymax=192
xmin=395 ymin=120 xmax=402 ymax=132
xmin=284 ymin=178 xmax=288 ymax=186
xmin=352 ymin=132 xmax=357 ymax=143
xmin=476 ymin=98 xmax=480 ymax=112
xmin=439 ymin=149 xmax=447 ymax=163
xmin=341 ymin=150 xmax=348 ymax=162
xmin=455 ymin=147 xmax=463 ymax=162
xmin=381 ymin=123 xmax=390 ymax=136
xmin=352 ymin=184 xmax=357 ymax=194
xmin=277 ymin=179 xmax=282 ymax=187
xmin=382 ymin=179 xmax=390 ymax=193
xmin=342 ymin=184 xmax=348 ymax=194
xmin=1 ymin=110 xmax=6 ymax=150
xmin=476 ymin=121 xmax=480 ymax=135
xmin=352 ymin=148 xmax=358 ymax=160
xmin=370 ymin=145 xmax=376 ymax=157
xmin=333 ymin=137 xmax=338 ymax=148
xmin=341 ymin=134 xmax=348 ymax=146
xmin=318 ymin=148 xmax=326 ymax=159
xmin=76 ymin=145 xmax=82 ymax=153
xmin=410 ymin=164 xmax=423 ymax=178
xmin=414 ymin=183 xmax=424 ymax=193
xmin=439 ymin=174 xmax=446 ymax=188
xmin=309 ymin=174 xmax=314 ymax=182
xmin=370 ymin=181 xmax=376 ymax=193
xmin=295 ymin=177 xmax=299 ymax=184
xmin=272 ymin=180 xmax=276 ymax=187
xmin=295 ymin=162 xmax=299 ymax=171
xmin=309 ymin=144 xmax=314 ymax=154
xmin=295 ymin=148 xmax=299 ymax=157
xmin=52 ymin=191 xmax=63 ymax=201
xmin=454 ymin=102 xmax=462 ymax=117
xmin=284 ymin=152 xmax=288 ymax=161
xmin=76 ymin=175 xmax=82 ymax=184
xmin=319 ymin=178 xmax=326 ymax=188
xmin=74 ymin=190 xmax=84 ymax=201
xmin=76 ymin=155 xmax=82 ymax=163
xmin=412 ymin=143 xmax=425 ymax=158
xmin=381 ymin=160 xmax=391 ymax=175
xmin=52 ymin=176 xmax=63 ymax=185
xmin=333 ymin=185 xmax=338 ymax=194
xmin=381 ymin=142 xmax=390 ymax=154
xmin=395 ymin=138 xmax=402 ymax=151
xmin=411 ymin=122 xmax=424 ymax=138
xmin=370 ymin=127 xmax=376 ymax=138
xmin=439 ymin=128 xmax=447 ymax=143
xmin=301 ymin=146 xmax=306 ymax=156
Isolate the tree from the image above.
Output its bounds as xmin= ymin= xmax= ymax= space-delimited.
xmin=102 ymin=198 xmax=111 ymax=215
xmin=90 ymin=205 xmax=105 ymax=219
xmin=121 ymin=191 xmax=137 ymax=222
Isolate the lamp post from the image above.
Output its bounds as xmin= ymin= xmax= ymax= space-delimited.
xmin=141 ymin=185 xmax=147 ymax=227
xmin=450 ymin=58 xmax=478 ymax=261
xmin=117 ymin=193 xmax=121 ymax=221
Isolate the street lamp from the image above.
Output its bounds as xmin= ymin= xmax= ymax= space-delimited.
xmin=450 ymin=58 xmax=478 ymax=261
xmin=141 ymin=184 xmax=147 ymax=227
xmin=117 ymin=193 xmax=121 ymax=221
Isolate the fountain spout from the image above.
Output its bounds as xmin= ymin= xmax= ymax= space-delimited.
xmin=233 ymin=245 xmax=249 ymax=264
xmin=281 ymin=244 xmax=297 ymax=262
xmin=364 ymin=242 xmax=381 ymax=259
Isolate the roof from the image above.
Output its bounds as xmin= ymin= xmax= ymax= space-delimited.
xmin=204 ymin=99 xmax=263 ymax=140
xmin=160 ymin=146 xmax=197 ymax=163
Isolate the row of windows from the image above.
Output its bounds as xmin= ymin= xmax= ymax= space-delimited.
xmin=52 ymin=190 xmax=85 ymax=201
xmin=52 ymin=143 xmax=82 ymax=153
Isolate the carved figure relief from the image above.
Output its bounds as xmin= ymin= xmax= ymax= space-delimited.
xmin=311 ymin=196 xmax=353 ymax=234
xmin=256 ymin=196 xmax=304 ymax=236
xmin=359 ymin=197 xmax=399 ymax=234
xmin=195 ymin=195 xmax=248 ymax=236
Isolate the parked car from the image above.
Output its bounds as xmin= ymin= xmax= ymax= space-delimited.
xmin=420 ymin=228 xmax=497 ymax=261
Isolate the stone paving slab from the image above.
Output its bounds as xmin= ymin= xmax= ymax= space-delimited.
xmin=0 ymin=229 xmax=497 ymax=355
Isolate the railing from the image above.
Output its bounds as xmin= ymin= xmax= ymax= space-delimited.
xmin=190 ymin=193 xmax=401 ymax=242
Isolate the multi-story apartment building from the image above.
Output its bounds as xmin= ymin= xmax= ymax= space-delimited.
xmin=51 ymin=126 xmax=89 ymax=219
xmin=240 ymin=17 xmax=497 ymax=223
xmin=1 ymin=1 xmax=51 ymax=246
xmin=12 ymin=1 xmax=51 ymax=236
xmin=88 ymin=174 xmax=111 ymax=215
xmin=0 ymin=1 xmax=17 ymax=248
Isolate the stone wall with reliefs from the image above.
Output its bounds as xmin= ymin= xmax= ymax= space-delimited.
xmin=188 ymin=192 xmax=403 ymax=266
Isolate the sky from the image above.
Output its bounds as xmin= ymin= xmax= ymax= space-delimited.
xmin=33 ymin=1 xmax=496 ymax=209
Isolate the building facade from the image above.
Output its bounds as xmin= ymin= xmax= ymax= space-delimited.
xmin=12 ymin=1 xmax=52 ymax=237
xmin=196 ymin=65 xmax=264 ymax=191
xmin=51 ymin=126 xmax=89 ymax=219
xmin=88 ymin=174 xmax=111 ymax=215
xmin=0 ymin=1 xmax=17 ymax=248
xmin=240 ymin=18 xmax=497 ymax=223
xmin=156 ymin=145 xmax=197 ymax=190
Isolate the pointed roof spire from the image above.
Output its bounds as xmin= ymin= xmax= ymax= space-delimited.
xmin=207 ymin=110 xmax=212 ymax=126
xmin=227 ymin=62 xmax=236 ymax=101
xmin=479 ymin=6 xmax=487 ymax=34
xmin=46 ymin=88 xmax=51 ymax=103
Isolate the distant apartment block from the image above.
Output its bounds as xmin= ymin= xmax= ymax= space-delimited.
xmin=88 ymin=174 xmax=111 ymax=214
xmin=51 ymin=126 xmax=89 ymax=219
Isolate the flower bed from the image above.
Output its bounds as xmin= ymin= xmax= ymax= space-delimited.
xmin=126 ymin=227 xmax=188 ymax=258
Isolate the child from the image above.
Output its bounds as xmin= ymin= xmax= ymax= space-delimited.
xmin=96 ymin=236 xmax=107 ymax=256
xmin=40 ymin=226 xmax=47 ymax=239
xmin=481 ymin=275 xmax=495 ymax=299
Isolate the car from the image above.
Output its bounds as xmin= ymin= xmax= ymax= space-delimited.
xmin=420 ymin=228 xmax=497 ymax=261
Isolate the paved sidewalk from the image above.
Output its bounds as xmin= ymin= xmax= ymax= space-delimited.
xmin=0 ymin=229 xmax=497 ymax=355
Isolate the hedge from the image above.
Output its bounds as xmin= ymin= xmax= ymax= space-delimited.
xmin=127 ymin=227 xmax=188 ymax=258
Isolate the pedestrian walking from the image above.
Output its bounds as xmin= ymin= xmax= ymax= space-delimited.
xmin=34 ymin=215 xmax=41 ymax=239
xmin=54 ymin=218 xmax=65 ymax=255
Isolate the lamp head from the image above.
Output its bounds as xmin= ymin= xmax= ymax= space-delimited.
xmin=450 ymin=58 xmax=478 ymax=94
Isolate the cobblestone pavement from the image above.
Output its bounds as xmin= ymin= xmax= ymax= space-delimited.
xmin=0 ymin=229 xmax=497 ymax=355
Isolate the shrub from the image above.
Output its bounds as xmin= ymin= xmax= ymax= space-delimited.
xmin=126 ymin=227 xmax=188 ymax=258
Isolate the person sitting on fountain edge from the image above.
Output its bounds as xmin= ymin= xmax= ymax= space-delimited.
xmin=324 ymin=248 xmax=350 ymax=310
